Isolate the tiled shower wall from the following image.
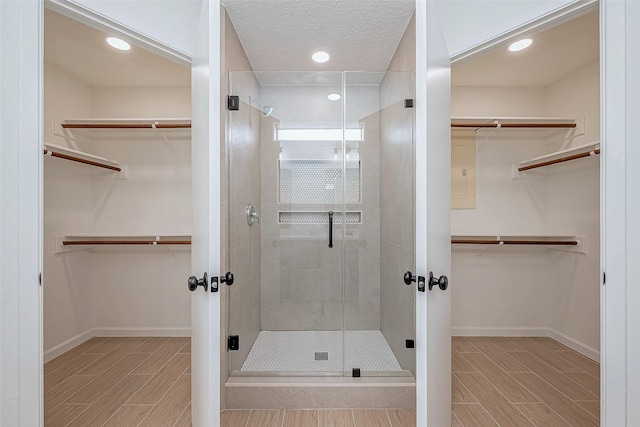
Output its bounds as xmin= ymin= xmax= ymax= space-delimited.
xmin=226 ymin=71 xmax=262 ymax=372
xmin=259 ymin=84 xmax=382 ymax=332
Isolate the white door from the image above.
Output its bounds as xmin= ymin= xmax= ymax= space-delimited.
xmin=0 ymin=1 xmax=43 ymax=426
xmin=190 ymin=0 xmax=221 ymax=426
xmin=415 ymin=1 xmax=451 ymax=425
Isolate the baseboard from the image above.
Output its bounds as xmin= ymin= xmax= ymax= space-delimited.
xmin=452 ymin=327 xmax=549 ymax=337
xmin=452 ymin=326 xmax=600 ymax=361
xmin=44 ymin=327 xmax=191 ymax=362
xmin=548 ymin=328 xmax=600 ymax=362
xmin=93 ymin=327 xmax=191 ymax=337
xmin=44 ymin=329 xmax=94 ymax=363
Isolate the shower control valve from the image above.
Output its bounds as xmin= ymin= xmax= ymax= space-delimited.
xmin=404 ymin=271 xmax=426 ymax=292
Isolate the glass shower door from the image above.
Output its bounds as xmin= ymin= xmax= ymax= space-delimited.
xmin=343 ymin=71 xmax=416 ymax=377
xmin=227 ymin=71 xmax=346 ymax=375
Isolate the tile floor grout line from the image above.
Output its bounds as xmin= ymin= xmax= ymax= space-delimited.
xmin=171 ymin=401 xmax=191 ymax=427
xmin=123 ymin=346 xmax=186 ymax=406
xmin=509 ymin=370 xmax=600 ymax=424
xmin=132 ymin=403 xmax=157 ymax=427
xmin=458 ymin=351 xmax=535 ymax=427
xmin=385 ymin=408 xmax=392 ymax=426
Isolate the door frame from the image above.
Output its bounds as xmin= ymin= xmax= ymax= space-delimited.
xmin=4 ymin=0 xmax=636 ymax=425
xmin=447 ymin=1 xmax=624 ymax=425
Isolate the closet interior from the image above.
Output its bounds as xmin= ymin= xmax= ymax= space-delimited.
xmin=450 ymin=8 xmax=601 ymax=425
xmin=43 ymin=9 xmax=192 ymax=423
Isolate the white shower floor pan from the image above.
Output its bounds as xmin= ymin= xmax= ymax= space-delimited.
xmin=239 ymin=330 xmax=404 ymax=374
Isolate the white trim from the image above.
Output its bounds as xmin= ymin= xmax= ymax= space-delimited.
xmin=452 ymin=327 xmax=549 ymax=337
xmin=601 ymin=0 xmax=628 ymax=425
xmin=93 ymin=327 xmax=191 ymax=337
xmin=548 ymin=329 xmax=600 ymax=362
xmin=43 ymin=330 xmax=94 ymax=363
xmin=452 ymin=327 xmax=600 ymax=362
xmin=43 ymin=327 xmax=192 ymax=363
xmin=451 ymin=0 xmax=598 ymax=63
xmin=44 ymin=0 xmax=191 ymax=65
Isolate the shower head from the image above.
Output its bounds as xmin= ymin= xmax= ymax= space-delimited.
xmin=249 ymin=97 xmax=273 ymax=117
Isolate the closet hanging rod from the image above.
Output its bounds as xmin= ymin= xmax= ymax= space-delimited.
xmin=450 ymin=123 xmax=576 ymax=129
xmin=451 ymin=239 xmax=578 ymax=245
xmin=62 ymin=240 xmax=191 ymax=246
xmin=61 ymin=123 xmax=191 ymax=129
xmin=43 ymin=149 xmax=122 ymax=172
xmin=518 ymin=149 xmax=600 ymax=172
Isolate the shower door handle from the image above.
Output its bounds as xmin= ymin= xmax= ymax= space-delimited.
xmin=328 ymin=211 xmax=333 ymax=248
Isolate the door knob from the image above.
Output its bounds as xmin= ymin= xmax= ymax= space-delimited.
xmin=220 ymin=271 xmax=234 ymax=286
xmin=404 ymin=271 xmax=426 ymax=292
xmin=428 ymin=271 xmax=448 ymax=291
xmin=188 ymin=272 xmax=208 ymax=292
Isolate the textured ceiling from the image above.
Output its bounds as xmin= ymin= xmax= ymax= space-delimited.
xmin=452 ymin=10 xmax=599 ymax=88
xmin=222 ymin=0 xmax=415 ymax=72
xmin=44 ymin=9 xmax=190 ymax=87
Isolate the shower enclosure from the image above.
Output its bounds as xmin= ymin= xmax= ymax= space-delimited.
xmin=226 ymin=71 xmax=415 ymax=378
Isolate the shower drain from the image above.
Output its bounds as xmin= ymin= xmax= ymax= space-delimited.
xmin=314 ymin=352 xmax=329 ymax=361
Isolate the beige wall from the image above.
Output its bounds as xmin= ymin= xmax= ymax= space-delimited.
xmin=379 ymin=14 xmax=416 ymax=372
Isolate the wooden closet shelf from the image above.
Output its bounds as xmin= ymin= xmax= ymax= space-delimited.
xmin=62 ymin=239 xmax=190 ymax=246
xmin=59 ymin=118 xmax=192 ymax=130
xmin=518 ymin=142 xmax=600 ymax=172
xmin=452 ymin=239 xmax=577 ymax=245
xmin=451 ymin=117 xmax=578 ymax=130
xmin=450 ymin=234 xmax=585 ymax=253
xmin=57 ymin=235 xmax=191 ymax=252
xmin=61 ymin=123 xmax=191 ymax=129
xmin=44 ymin=143 xmax=121 ymax=172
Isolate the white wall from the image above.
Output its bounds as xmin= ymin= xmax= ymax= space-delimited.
xmin=89 ymin=86 xmax=192 ymax=334
xmin=451 ymin=86 xmax=556 ymax=334
xmin=451 ymin=62 xmax=600 ymax=358
xmin=545 ymin=60 xmax=600 ymax=354
xmin=43 ymin=62 xmax=192 ymax=357
xmin=48 ymin=0 xmax=201 ymax=60
xmin=43 ymin=63 xmax=95 ymax=352
xmin=437 ymin=0 xmax=594 ymax=59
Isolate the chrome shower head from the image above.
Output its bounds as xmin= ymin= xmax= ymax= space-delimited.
xmin=249 ymin=96 xmax=273 ymax=117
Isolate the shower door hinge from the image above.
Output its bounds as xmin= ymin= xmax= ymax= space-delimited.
xmin=352 ymin=368 xmax=361 ymax=378
xmin=227 ymin=335 xmax=239 ymax=351
xmin=228 ymin=95 xmax=239 ymax=111
xmin=404 ymin=99 xmax=414 ymax=108
xmin=405 ymin=339 xmax=415 ymax=349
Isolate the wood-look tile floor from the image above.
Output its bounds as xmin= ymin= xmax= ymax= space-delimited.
xmin=44 ymin=337 xmax=192 ymax=427
xmin=452 ymin=337 xmax=600 ymax=427
xmin=45 ymin=336 xmax=599 ymax=426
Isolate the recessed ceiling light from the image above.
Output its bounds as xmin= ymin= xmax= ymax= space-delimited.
xmin=312 ymin=51 xmax=330 ymax=63
xmin=508 ymin=38 xmax=532 ymax=52
xmin=106 ymin=37 xmax=131 ymax=51
xmin=328 ymin=93 xmax=341 ymax=101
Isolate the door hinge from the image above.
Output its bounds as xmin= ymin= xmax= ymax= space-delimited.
xmin=603 ymin=271 xmax=606 ymax=285
xmin=39 ymin=272 xmax=42 ymax=286
xmin=227 ymin=335 xmax=239 ymax=351
xmin=228 ymin=95 xmax=239 ymax=111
